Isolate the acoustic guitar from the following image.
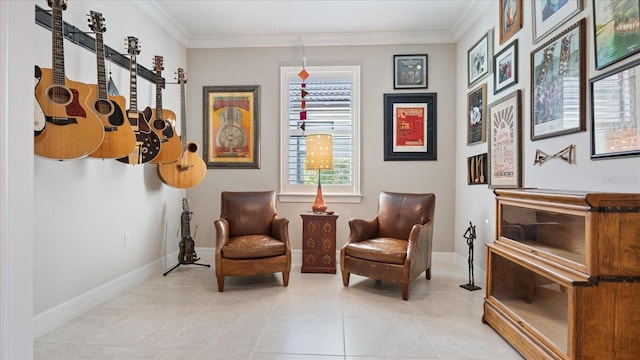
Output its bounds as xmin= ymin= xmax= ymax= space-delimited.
xmin=158 ymin=68 xmax=207 ymax=188
xmin=87 ymin=11 xmax=136 ymax=159
xmin=116 ymin=37 xmax=161 ymax=165
xmin=146 ymin=56 xmax=182 ymax=164
xmin=34 ymin=0 xmax=105 ymax=160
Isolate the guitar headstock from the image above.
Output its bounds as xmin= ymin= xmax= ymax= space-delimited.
xmin=48 ymin=0 xmax=67 ymax=11
xmin=125 ymin=36 xmax=141 ymax=56
xmin=177 ymin=68 xmax=187 ymax=84
xmin=182 ymin=198 xmax=190 ymax=212
xmin=88 ymin=10 xmax=106 ymax=34
xmin=154 ymin=56 xmax=164 ymax=72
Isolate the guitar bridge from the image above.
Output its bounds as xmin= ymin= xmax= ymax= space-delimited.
xmin=47 ymin=116 xmax=78 ymax=125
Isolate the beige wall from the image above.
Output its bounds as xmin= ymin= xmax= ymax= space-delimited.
xmin=186 ymin=44 xmax=458 ymax=253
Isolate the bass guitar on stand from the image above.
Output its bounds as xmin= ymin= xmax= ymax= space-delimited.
xmin=163 ymin=198 xmax=210 ymax=276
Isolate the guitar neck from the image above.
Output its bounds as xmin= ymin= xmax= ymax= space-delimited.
xmin=180 ymin=77 xmax=187 ymax=148
xmin=51 ymin=5 xmax=66 ymax=85
xmin=181 ymin=211 xmax=191 ymax=239
xmin=95 ymin=31 xmax=108 ymax=100
xmin=155 ymin=72 xmax=163 ymax=116
xmin=129 ymin=56 xmax=138 ymax=112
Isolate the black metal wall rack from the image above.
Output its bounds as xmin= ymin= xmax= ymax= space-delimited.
xmin=35 ymin=5 xmax=163 ymax=87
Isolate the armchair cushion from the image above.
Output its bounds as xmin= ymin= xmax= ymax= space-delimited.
xmin=342 ymin=238 xmax=407 ymax=265
xmin=222 ymin=235 xmax=286 ymax=259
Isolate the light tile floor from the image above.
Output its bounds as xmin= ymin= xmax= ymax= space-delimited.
xmin=35 ymin=254 xmax=523 ymax=359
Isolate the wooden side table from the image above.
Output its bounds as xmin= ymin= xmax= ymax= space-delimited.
xmin=300 ymin=212 xmax=338 ymax=274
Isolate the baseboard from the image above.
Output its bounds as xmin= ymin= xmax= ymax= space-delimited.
xmin=33 ymin=251 xmax=177 ymax=339
xmin=33 ymin=250 xmax=482 ymax=338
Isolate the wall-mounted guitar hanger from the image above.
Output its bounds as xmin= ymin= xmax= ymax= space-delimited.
xmin=35 ymin=5 xmax=164 ymax=88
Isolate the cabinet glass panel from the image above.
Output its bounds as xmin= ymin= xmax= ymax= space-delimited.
xmin=500 ymin=204 xmax=585 ymax=265
xmin=490 ymin=251 xmax=569 ymax=355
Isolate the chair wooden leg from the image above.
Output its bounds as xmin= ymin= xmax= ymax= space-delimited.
xmin=282 ymin=271 xmax=290 ymax=286
xmin=401 ymin=282 xmax=410 ymax=301
xmin=216 ymin=275 xmax=225 ymax=292
xmin=341 ymin=270 xmax=350 ymax=286
xmin=425 ymin=267 xmax=431 ymax=280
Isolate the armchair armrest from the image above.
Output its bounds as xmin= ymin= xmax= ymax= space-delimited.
xmin=406 ymin=220 xmax=434 ymax=274
xmin=214 ymin=218 xmax=230 ymax=252
xmin=270 ymin=216 xmax=290 ymax=244
xmin=347 ymin=217 xmax=379 ymax=243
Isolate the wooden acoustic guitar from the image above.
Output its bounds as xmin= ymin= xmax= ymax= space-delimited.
xmin=34 ymin=0 xmax=104 ymax=160
xmin=146 ymin=56 xmax=182 ymax=164
xmin=116 ymin=37 xmax=161 ymax=165
xmin=158 ymin=68 xmax=207 ymax=188
xmin=86 ymin=11 xmax=136 ymax=159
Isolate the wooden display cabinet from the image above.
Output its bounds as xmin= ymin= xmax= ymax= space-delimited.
xmin=300 ymin=212 xmax=338 ymax=274
xmin=484 ymin=188 xmax=640 ymax=359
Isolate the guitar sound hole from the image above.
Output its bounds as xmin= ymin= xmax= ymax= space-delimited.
xmin=188 ymin=143 xmax=198 ymax=152
xmin=153 ymin=119 xmax=166 ymax=130
xmin=94 ymin=99 xmax=113 ymax=116
xmin=47 ymin=85 xmax=72 ymax=106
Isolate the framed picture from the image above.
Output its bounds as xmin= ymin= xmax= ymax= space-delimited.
xmin=202 ymin=85 xmax=260 ymax=168
xmin=494 ymin=39 xmax=518 ymax=94
xmin=499 ymin=0 xmax=523 ymax=44
xmin=590 ymin=58 xmax=640 ymax=159
xmin=488 ymin=90 xmax=522 ymax=188
xmin=394 ymin=54 xmax=428 ymax=89
xmin=468 ymin=29 xmax=493 ymax=88
xmin=593 ymin=0 xmax=640 ymax=70
xmin=530 ymin=19 xmax=586 ymax=140
xmin=383 ymin=93 xmax=437 ymax=161
xmin=532 ymin=0 xmax=582 ymax=43
xmin=467 ymin=84 xmax=487 ymax=145
xmin=467 ymin=153 xmax=488 ymax=185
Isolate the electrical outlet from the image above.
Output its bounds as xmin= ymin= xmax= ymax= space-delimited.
xmin=124 ymin=232 xmax=132 ymax=248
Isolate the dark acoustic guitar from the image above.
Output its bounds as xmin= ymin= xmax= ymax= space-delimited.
xmin=158 ymin=68 xmax=207 ymax=188
xmin=87 ymin=10 xmax=136 ymax=159
xmin=116 ymin=37 xmax=161 ymax=165
xmin=147 ymin=56 xmax=182 ymax=164
xmin=34 ymin=0 xmax=105 ymax=160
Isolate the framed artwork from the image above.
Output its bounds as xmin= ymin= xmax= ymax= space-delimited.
xmin=494 ymin=39 xmax=518 ymax=94
xmin=467 ymin=84 xmax=487 ymax=145
xmin=593 ymin=0 xmax=640 ymax=70
xmin=532 ymin=0 xmax=582 ymax=43
xmin=202 ymin=85 xmax=260 ymax=168
xmin=499 ymin=0 xmax=523 ymax=44
xmin=468 ymin=28 xmax=493 ymax=88
xmin=530 ymin=19 xmax=586 ymax=140
xmin=488 ymin=90 xmax=522 ymax=188
xmin=467 ymin=153 xmax=488 ymax=185
xmin=383 ymin=93 xmax=437 ymax=161
xmin=394 ymin=54 xmax=428 ymax=89
xmin=590 ymin=58 xmax=640 ymax=159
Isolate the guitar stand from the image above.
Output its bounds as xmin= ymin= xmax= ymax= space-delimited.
xmin=163 ymin=258 xmax=210 ymax=276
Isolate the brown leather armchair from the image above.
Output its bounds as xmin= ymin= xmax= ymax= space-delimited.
xmin=340 ymin=191 xmax=436 ymax=300
xmin=214 ymin=191 xmax=291 ymax=292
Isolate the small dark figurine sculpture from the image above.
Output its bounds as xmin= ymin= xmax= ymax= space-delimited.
xmin=460 ymin=221 xmax=482 ymax=291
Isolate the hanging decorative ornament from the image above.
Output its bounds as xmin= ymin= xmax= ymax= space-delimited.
xmin=299 ymin=57 xmax=309 ymax=131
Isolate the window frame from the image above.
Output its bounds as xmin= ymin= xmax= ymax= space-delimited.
xmin=279 ymin=65 xmax=362 ymax=204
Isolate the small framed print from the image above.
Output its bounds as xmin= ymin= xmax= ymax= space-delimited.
xmin=383 ymin=93 xmax=437 ymax=161
xmin=593 ymin=0 xmax=640 ymax=70
xmin=488 ymin=90 xmax=522 ymax=188
xmin=530 ymin=19 xmax=586 ymax=140
xmin=500 ymin=0 xmax=523 ymax=44
xmin=590 ymin=58 xmax=640 ymax=159
xmin=202 ymin=85 xmax=261 ymax=169
xmin=494 ymin=39 xmax=518 ymax=95
xmin=468 ymin=28 xmax=494 ymax=88
xmin=467 ymin=84 xmax=487 ymax=145
xmin=394 ymin=54 xmax=428 ymax=89
xmin=532 ymin=0 xmax=582 ymax=43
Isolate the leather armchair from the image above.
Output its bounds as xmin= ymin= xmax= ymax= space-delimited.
xmin=214 ymin=191 xmax=291 ymax=292
xmin=340 ymin=191 xmax=436 ymax=300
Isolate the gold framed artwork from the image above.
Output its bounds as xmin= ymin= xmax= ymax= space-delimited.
xmin=488 ymin=90 xmax=522 ymax=188
xmin=202 ymin=85 xmax=260 ymax=168
xmin=467 ymin=84 xmax=487 ymax=145
xmin=499 ymin=0 xmax=523 ymax=44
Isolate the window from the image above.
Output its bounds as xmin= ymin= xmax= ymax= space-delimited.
xmin=279 ymin=65 xmax=361 ymax=203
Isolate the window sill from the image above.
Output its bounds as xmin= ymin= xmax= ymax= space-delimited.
xmin=278 ymin=193 xmax=363 ymax=204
